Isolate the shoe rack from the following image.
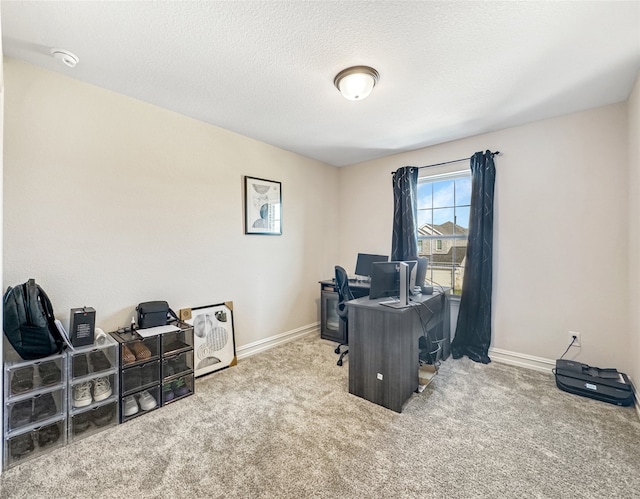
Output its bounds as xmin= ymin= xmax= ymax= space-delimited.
xmin=161 ymin=321 xmax=194 ymax=406
xmin=67 ymin=335 xmax=119 ymax=442
xmin=2 ymin=351 xmax=67 ymax=470
xmin=110 ymin=329 xmax=161 ymax=423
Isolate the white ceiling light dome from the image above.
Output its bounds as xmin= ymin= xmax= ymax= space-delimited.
xmin=51 ymin=48 xmax=79 ymax=68
xmin=334 ymin=66 xmax=379 ymax=101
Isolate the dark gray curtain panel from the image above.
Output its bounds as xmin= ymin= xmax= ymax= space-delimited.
xmin=451 ymin=151 xmax=496 ymax=364
xmin=391 ymin=167 xmax=419 ymax=261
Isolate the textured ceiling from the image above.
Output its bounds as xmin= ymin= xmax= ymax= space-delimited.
xmin=2 ymin=1 xmax=639 ymax=167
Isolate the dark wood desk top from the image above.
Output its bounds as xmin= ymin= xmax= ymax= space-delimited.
xmin=319 ymin=278 xmax=371 ymax=290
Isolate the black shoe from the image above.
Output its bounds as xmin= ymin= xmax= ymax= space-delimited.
xmin=10 ymin=399 xmax=33 ymax=430
xmin=89 ymin=350 xmax=111 ymax=373
xmin=38 ymin=360 xmax=62 ymax=386
xmin=11 ymin=366 xmax=34 ymax=394
xmin=141 ymin=363 xmax=157 ymax=386
xmin=37 ymin=423 xmax=61 ymax=447
xmin=92 ymin=404 xmax=115 ymax=427
xmin=123 ymin=369 xmax=141 ymax=393
xmin=33 ymin=393 xmax=57 ymax=422
xmin=73 ymin=354 xmax=89 ymax=378
xmin=10 ymin=433 xmax=34 ymax=459
xmin=73 ymin=411 xmax=92 ymax=434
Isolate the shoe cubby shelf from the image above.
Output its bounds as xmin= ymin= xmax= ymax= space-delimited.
xmin=3 ymin=352 xmax=68 ymax=470
xmin=111 ymin=321 xmax=194 ymax=422
xmin=66 ymin=335 xmax=120 ymax=443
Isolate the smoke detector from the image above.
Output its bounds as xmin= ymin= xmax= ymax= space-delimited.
xmin=51 ymin=49 xmax=79 ymax=68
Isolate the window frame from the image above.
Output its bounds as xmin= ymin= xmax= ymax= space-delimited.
xmin=416 ymin=169 xmax=471 ymax=295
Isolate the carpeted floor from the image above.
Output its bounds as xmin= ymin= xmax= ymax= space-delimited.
xmin=1 ymin=333 xmax=639 ymax=498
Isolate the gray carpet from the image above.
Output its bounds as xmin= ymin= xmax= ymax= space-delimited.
xmin=1 ymin=334 xmax=639 ymax=498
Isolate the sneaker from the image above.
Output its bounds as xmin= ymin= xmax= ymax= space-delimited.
xmin=173 ymin=378 xmax=190 ymax=397
xmin=130 ymin=341 xmax=151 ymax=360
xmin=137 ymin=390 xmax=157 ymax=411
xmin=92 ymin=377 xmax=112 ymax=402
xmin=123 ymin=395 xmax=139 ymax=416
xmin=93 ymin=404 xmax=115 ymax=427
xmin=73 ymin=411 xmax=92 ymax=434
xmin=37 ymin=423 xmax=61 ymax=447
xmin=38 ymin=360 xmax=62 ymax=386
xmin=89 ymin=350 xmax=111 ymax=372
xmin=11 ymin=366 xmax=34 ymax=394
xmin=10 ymin=399 xmax=33 ymax=429
xmin=73 ymin=381 xmax=93 ymax=408
xmin=141 ymin=363 xmax=157 ymax=386
xmin=163 ymin=383 xmax=175 ymax=403
xmin=33 ymin=392 xmax=57 ymax=421
xmin=122 ymin=345 xmax=136 ymax=365
xmin=73 ymin=354 xmax=89 ymax=378
xmin=123 ymin=369 xmax=141 ymax=393
xmin=10 ymin=433 xmax=34 ymax=459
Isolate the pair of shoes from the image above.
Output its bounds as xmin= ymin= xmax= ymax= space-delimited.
xmin=38 ymin=361 xmax=61 ymax=386
xmin=10 ymin=433 xmax=35 ymax=459
xmin=89 ymin=350 xmax=111 ymax=372
xmin=73 ymin=403 xmax=116 ymax=434
xmin=163 ymin=357 xmax=187 ymax=377
xmin=11 ymin=366 xmax=34 ymax=394
xmin=123 ymin=390 xmax=157 ymax=417
xmin=164 ymin=378 xmax=190 ymax=402
xmin=130 ymin=341 xmax=151 ymax=360
xmin=123 ymin=369 xmax=141 ymax=393
xmin=122 ymin=345 xmax=136 ymax=365
xmin=73 ymin=377 xmax=112 ymax=407
xmin=37 ymin=422 xmax=61 ymax=447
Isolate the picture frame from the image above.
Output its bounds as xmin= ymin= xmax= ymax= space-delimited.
xmin=181 ymin=301 xmax=237 ymax=377
xmin=244 ymin=176 xmax=282 ymax=235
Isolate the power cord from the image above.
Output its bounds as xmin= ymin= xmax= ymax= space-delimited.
xmin=559 ymin=335 xmax=577 ymax=360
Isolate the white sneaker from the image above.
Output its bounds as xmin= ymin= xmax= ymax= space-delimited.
xmin=93 ymin=377 xmax=112 ymax=402
xmin=137 ymin=391 xmax=157 ymax=411
xmin=123 ymin=395 xmax=138 ymax=416
xmin=73 ymin=381 xmax=92 ymax=408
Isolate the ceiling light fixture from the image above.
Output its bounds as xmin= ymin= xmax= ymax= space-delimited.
xmin=334 ymin=66 xmax=379 ymax=101
xmin=51 ymin=48 xmax=79 ymax=68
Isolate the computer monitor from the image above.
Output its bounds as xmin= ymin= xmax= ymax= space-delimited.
xmin=354 ymin=253 xmax=389 ymax=278
xmin=369 ymin=260 xmax=413 ymax=300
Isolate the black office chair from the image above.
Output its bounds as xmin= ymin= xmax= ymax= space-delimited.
xmin=334 ymin=265 xmax=354 ymax=367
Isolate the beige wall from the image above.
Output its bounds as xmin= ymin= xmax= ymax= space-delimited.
xmin=339 ymin=103 xmax=632 ymax=373
xmin=629 ymin=71 xmax=640 ymax=386
xmin=3 ymin=58 xmax=339 ymax=348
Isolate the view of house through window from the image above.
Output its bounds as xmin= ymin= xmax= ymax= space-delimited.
xmin=417 ymin=170 xmax=471 ymax=295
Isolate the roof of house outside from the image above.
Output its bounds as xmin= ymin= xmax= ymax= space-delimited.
xmin=418 ymin=222 xmax=469 ymax=237
xmin=426 ymin=246 xmax=467 ymax=266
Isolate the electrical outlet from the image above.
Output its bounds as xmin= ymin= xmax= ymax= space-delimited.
xmin=569 ymin=331 xmax=581 ymax=347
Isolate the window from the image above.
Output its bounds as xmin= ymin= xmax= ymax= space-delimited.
xmin=416 ymin=170 xmax=471 ymax=295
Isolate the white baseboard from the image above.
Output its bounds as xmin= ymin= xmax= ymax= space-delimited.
xmin=489 ymin=347 xmax=556 ymax=373
xmin=236 ymin=322 xmax=319 ymax=360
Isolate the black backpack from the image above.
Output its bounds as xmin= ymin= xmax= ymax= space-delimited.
xmin=3 ymin=279 xmax=65 ymax=360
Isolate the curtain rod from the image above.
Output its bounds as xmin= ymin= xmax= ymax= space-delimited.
xmin=390 ymin=150 xmax=500 ymax=174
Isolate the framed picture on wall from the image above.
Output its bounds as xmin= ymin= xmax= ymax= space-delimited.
xmin=182 ymin=302 xmax=237 ymax=377
xmin=244 ymin=176 xmax=282 ymax=235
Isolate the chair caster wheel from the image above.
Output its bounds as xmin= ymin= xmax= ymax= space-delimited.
xmin=335 ymin=347 xmax=341 ymax=354
xmin=337 ymin=359 xmax=343 ymax=366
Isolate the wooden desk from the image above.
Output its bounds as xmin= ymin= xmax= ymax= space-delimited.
xmin=347 ymin=292 xmax=449 ymax=413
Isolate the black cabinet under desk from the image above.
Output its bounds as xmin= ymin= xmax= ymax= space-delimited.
xmin=346 ymin=291 xmax=449 ymax=413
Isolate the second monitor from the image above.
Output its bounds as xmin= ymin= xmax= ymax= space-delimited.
xmin=369 ymin=260 xmax=417 ymax=303
xmin=354 ymin=253 xmax=389 ymax=279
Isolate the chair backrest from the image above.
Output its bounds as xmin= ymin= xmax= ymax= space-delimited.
xmin=334 ymin=266 xmax=354 ymax=319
